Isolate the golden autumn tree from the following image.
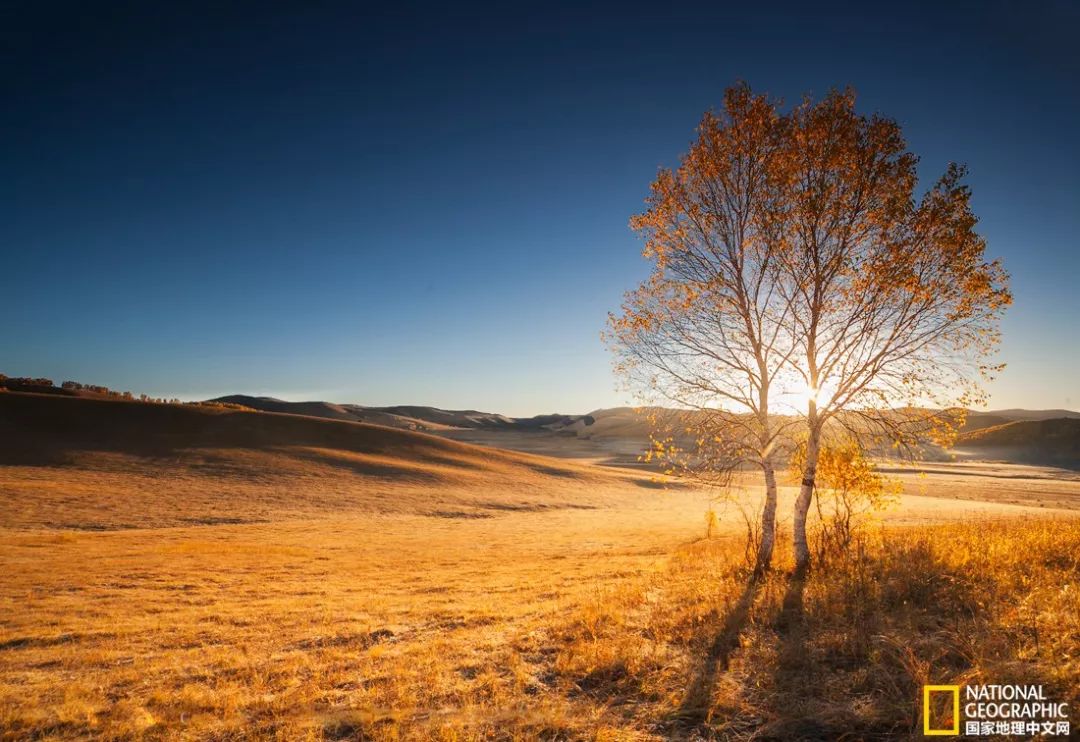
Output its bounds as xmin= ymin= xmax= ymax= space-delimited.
xmin=771 ymin=90 xmax=1011 ymax=573
xmin=610 ymin=84 xmax=1010 ymax=575
xmin=788 ymin=438 xmax=900 ymax=561
xmin=607 ymin=85 xmax=798 ymax=574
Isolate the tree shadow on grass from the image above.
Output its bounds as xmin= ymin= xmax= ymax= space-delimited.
xmin=669 ymin=575 xmax=761 ymax=731
xmin=669 ymin=561 xmax=895 ymax=740
xmin=776 ymin=568 xmax=808 ymax=678
xmin=668 ymin=533 xmax=1073 ymax=741
xmin=757 ymin=540 xmax=1049 ymax=741
xmin=755 ymin=569 xmax=843 ymax=741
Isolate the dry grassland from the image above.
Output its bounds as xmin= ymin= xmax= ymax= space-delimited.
xmin=2 ymin=495 xmax=1079 ymax=739
xmin=2 ymin=395 xmax=1079 ymax=739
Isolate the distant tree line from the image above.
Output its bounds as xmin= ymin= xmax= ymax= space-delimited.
xmin=0 ymin=374 xmax=252 ymax=411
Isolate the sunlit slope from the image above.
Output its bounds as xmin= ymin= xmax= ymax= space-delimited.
xmin=0 ymin=393 xmax=634 ymax=530
xmin=209 ymin=394 xmax=587 ymax=432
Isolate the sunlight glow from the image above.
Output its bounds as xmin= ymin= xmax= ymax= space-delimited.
xmin=797 ymin=381 xmax=819 ymax=409
xmin=789 ymin=380 xmax=837 ymax=412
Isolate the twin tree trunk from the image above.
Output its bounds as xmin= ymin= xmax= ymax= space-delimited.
xmin=793 ymin=426 xmax=821 ymax=574
xmin=755 ymin=459 xmax=778 ymax=576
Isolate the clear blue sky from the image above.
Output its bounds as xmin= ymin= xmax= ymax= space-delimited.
xmin=3 ymin=2 xmax=1077 ymax=415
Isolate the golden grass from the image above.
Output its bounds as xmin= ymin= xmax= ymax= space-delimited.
xmin=0 ymin=447 xmax=635 ymax=531
xmin=3 ymin=394 xmax=1079 ymax=738
xmin=1 ymin=509 xmax=1077 ymax=740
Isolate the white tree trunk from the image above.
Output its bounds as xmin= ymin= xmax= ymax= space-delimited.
xmin=793 ymin=430 xmax=820 ymax=573
xmin=755 ymin=459 xmax=778 ymax=575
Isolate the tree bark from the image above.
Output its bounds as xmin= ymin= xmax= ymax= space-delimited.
xmin=755 ymin=459 xmax=778 ymax=576
xmin=793 ymin=429 xmax=820 ymax=574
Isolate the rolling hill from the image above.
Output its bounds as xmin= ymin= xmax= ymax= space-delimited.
xmin=975 ymin=408 xmax=1080 ymax=421
xmin=956 ymin=418 xmax=1080 ymax=469
xmin=208 ymin=394 xmax=593 ymax=433
xmin=205 ymin=396 xmax=1080 ymax=470
xmin=0 ymin=392 xmax=637 ymax=530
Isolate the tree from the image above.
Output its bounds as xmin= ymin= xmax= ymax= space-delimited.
xmin=769 ymin=90 xmax=1011 ymax=572
xmin=607 ymin=85 xmax=798 ymax=574
xmin=610 ymin=84 xmax=1010 ymax=576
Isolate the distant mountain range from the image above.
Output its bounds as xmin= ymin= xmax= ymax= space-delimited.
xmin=208 ymin=395 xmax=595 ymax=433
xmin=209 ymin=395 xmax=1080 ymax=470
xmin=3 ymin=377 xmax=1077 ymax=470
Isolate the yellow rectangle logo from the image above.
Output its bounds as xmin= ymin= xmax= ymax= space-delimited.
xmin=924 ymin=685 xmax=960 ymax=735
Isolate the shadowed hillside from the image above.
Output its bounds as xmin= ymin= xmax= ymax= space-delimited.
xmin=2 ymin=392 xmax=525 ymax=465
xmin=956 ymin=418 xmax=1080 ymax=469
xmin=0 ymin=392 xmax=636 ymax=530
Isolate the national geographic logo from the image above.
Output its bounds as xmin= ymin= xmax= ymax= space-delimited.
xmin=924 ymin=686 xmax=959 ymax=736
xmin=923 ymin=684 xmax=1070 ymax=737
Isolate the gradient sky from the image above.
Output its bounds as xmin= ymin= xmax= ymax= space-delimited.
xmin=3 ymin=2 xmax=1078 ymax=415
